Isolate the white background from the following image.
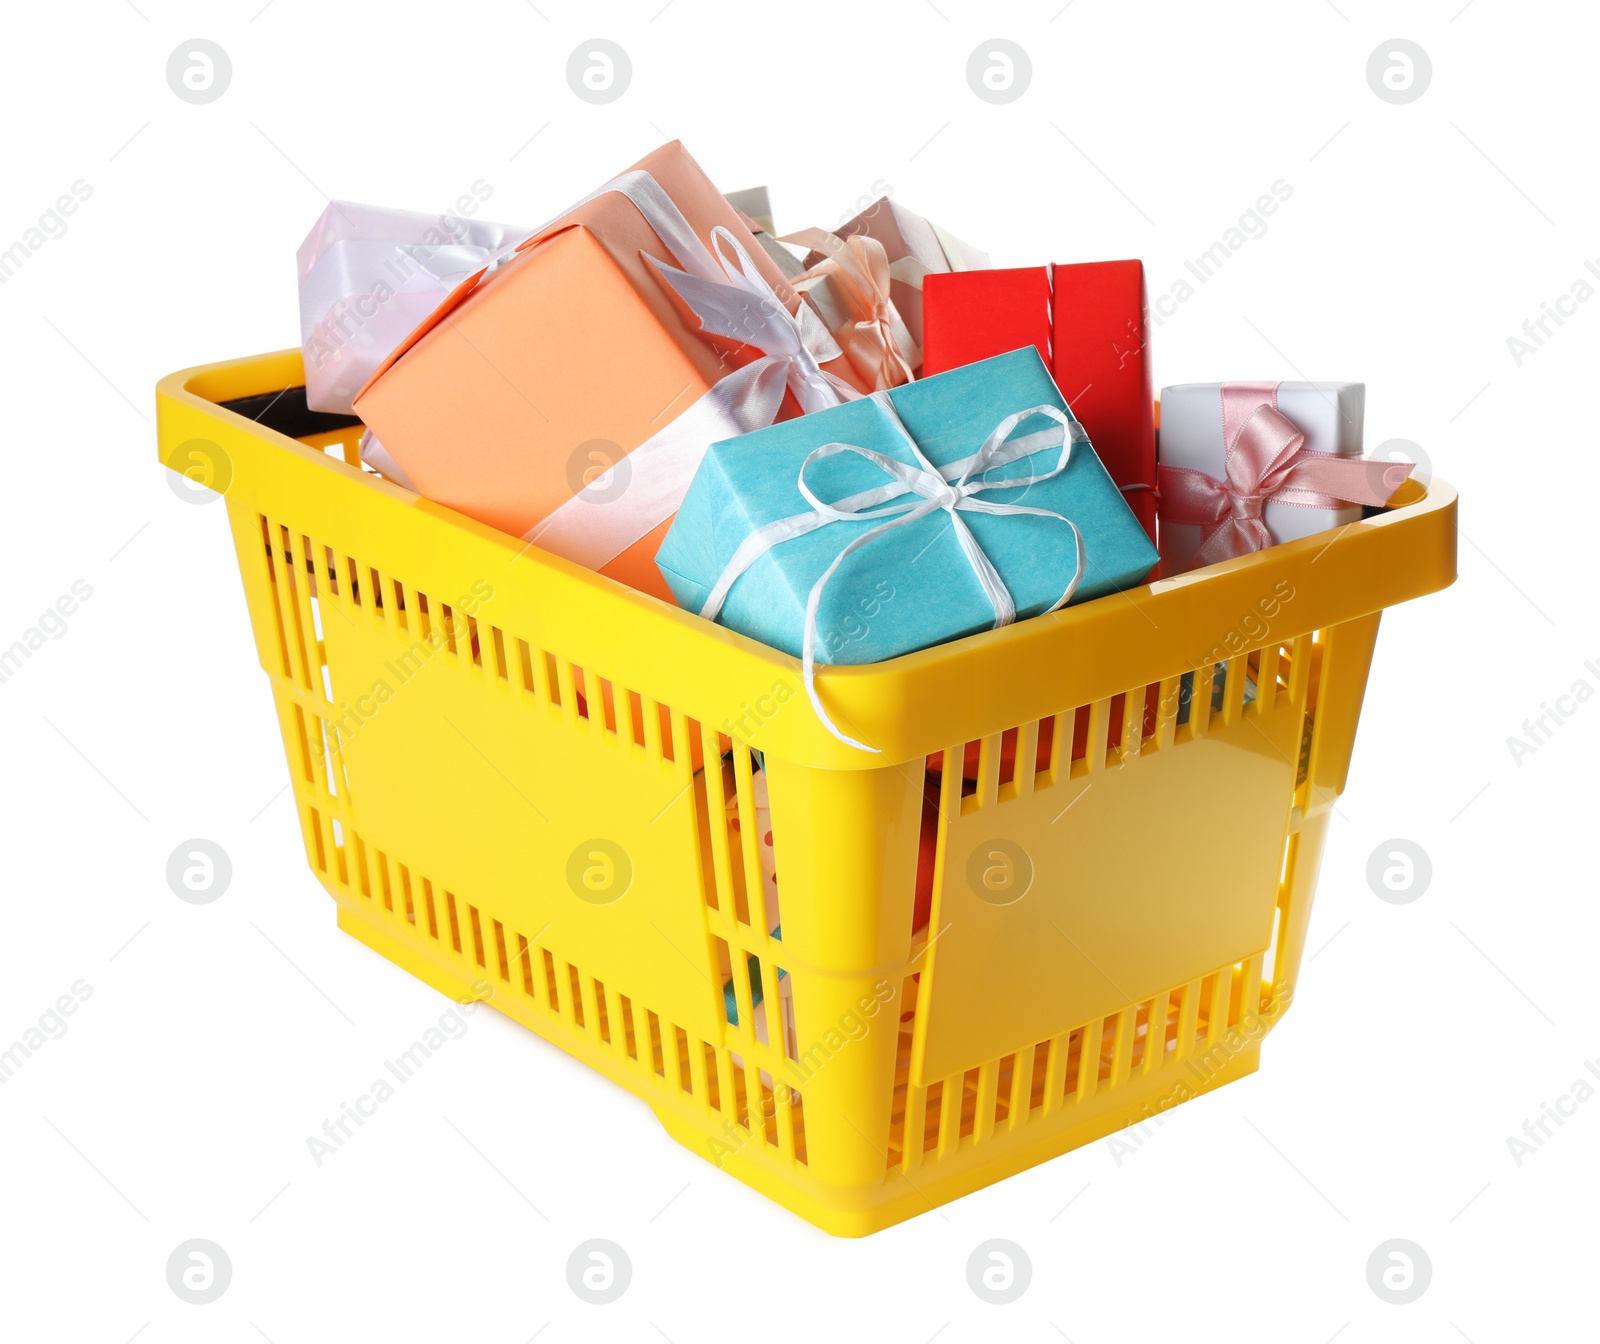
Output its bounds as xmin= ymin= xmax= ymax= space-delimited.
xmin=1 ymin=2 xmax=1594 ymax=1340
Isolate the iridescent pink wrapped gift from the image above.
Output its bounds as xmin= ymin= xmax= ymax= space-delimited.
xmin=295 ymin=198 xmax=528 ymax=415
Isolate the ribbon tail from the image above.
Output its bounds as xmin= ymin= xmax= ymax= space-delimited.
xmin=839 ymin=321 xmax=890 ymax=391
xmin=944 ymin=510 xmax=1017 ymax=628
xmin=801 ymin=506 xmax=937 ymax=754
xmin=791 ymin=299 xmax=846 ymax=368
xmin=1279 ymin=452 xmax=1414 ymax=508
xmin=646 ymin=255 xmax=787 ymax=345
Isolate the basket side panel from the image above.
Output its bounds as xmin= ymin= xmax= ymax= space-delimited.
xmin=1304 ymin=613 xmax=1382 ymax=816
xmin=910 ymin=635 xmax=1309 ymax=1086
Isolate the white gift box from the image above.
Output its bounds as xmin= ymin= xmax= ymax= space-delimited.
xmin=1158 ymin=381 xmax=1365 ymax=574
xmin=297 ymin=200 xmax=528 ymax=416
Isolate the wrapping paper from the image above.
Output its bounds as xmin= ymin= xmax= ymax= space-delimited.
xmin=721 ymin=768 xmax=794 ymax=1055
xmin=922 ymin=260 xmax=1157 ymax=539
xmin=353 ymin=142 xmax=862 ymax=601
xmin=297 ymin=200 xmax=528 ymax=415
xmin=657 ymin=347 xmax=1157 ymax=674
xmin=730 ymin=766 xmax=782 ymax=939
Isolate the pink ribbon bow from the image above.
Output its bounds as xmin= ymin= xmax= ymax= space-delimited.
xmin=780 ymin=228 xmax=918 ymax=391
xmin=1158 ymin=382 xmax=1413 ymax=568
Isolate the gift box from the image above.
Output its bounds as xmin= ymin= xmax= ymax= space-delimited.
xmin=656 ymin=347 xmax=1158 ymax=746
xmin=353 ymin=142 xmax=863 ymax=602
xmin=297 ymin=200 xmax=528 ymax=416
xmin=1157 ymin=381 xmax=1408 ymax=574
xmin=724 ymin=185 xmax=777 ymax=236
xmin=922 ymin=260 xmax=1157 ymax=539
xmin=782 ymin=228 xmax=917 ymax=392
xmin=827 ymin=197 xmax=989 ymax=361
xmin=728 ymin=206 xmax=918 ymax=389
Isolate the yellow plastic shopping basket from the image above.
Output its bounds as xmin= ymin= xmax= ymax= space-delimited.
xmin=157 ymin=352 xmax=1456 ymax=1236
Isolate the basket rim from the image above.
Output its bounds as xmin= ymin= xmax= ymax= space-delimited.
xmin=157 ymin=349 xmax=1458 ymax=769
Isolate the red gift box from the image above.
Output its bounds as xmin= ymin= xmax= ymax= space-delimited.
xmin=922 ymin=261 xmax=1157 ymax=539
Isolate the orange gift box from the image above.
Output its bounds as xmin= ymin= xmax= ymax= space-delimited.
xmin=354 ymin=142 xmax=854 ymax=602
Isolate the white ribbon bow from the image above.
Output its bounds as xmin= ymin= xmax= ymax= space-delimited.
xmin=699 ymin=393 xmax=1089 ymax=752
xmin=648 ymin=226 xmax=860 ymax=414
xmin=522 ymin=173 xmax=859 ymax=569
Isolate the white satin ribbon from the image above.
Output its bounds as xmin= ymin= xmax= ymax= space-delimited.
xmin=647 ymin=226 xmax=860 ymax=414
xmin=520 ymin=173 xmax=859 ymax=569
xmin=523 ymin=358 xmax=791 ymax=568
xmin=699 ymin=393 xmax=1090 ymax=752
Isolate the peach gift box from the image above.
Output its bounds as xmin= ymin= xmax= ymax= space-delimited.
xmin=353 ymin=142 xmax=847 ymax=602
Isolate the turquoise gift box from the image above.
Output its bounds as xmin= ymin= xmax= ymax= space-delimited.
xmin=655 ymin=346 xmax=1158 ymax=671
